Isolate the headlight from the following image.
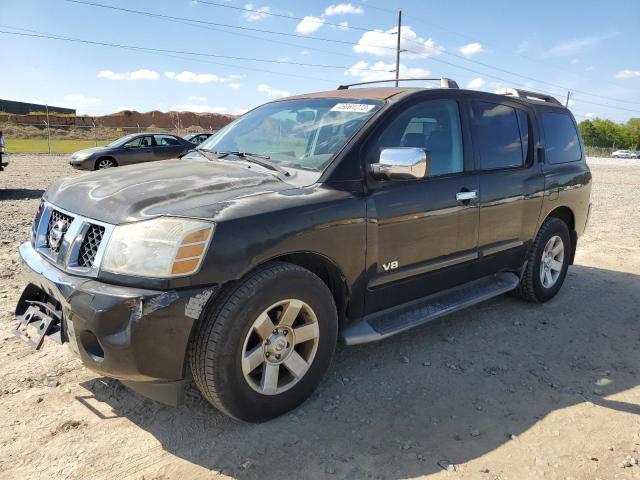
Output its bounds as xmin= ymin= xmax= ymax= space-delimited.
xmin=101 ymin=217 xmax=214 ymax=278
xmin=73 ymin=151 xmax=93 ymax=161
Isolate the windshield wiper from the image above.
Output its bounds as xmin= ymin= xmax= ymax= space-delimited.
xmin=213 ymin=151 xmax=290 ymax=177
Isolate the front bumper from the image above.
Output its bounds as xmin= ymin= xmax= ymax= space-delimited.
xmin=16 ymin=242 xmax=217 ymax=405
xmin=68 ymin=157 xmax=93 ymax=170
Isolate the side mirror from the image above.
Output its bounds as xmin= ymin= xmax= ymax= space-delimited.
xmin=371 ymin=147 xmax=431 ymax=181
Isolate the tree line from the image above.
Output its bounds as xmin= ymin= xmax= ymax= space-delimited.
xmin=579 ymin=118 xmax=640 ymax=150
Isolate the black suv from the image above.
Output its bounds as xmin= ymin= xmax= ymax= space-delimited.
xmin=13 ymin=78 xmax=592 ymax=422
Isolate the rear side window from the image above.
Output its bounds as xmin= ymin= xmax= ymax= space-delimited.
xmin=472 ymin=102 xmax=524 ymax=169
xmin=155 ymin=135 xmax=181 ymax=146
xmin=542 ymin=112 xmax=582 ymax=164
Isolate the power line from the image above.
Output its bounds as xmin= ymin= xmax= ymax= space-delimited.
xmin=195 ymin=0 xmax=383 ymax=34
xmin=0 ymin=28 xmax=343 ymax=84
xmin=63 ymin=0 xmax=398 ymax=50
xmin=38 ymin=0 xmax=640 ymax=115
xmin=353 ymin=0 xmax=631 ymax=94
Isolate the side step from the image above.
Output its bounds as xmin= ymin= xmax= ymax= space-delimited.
xmin=342 ymin=272 xmax=519 ymax=346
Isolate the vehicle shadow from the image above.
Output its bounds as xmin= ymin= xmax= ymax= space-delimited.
xmin=79 ymin=264 xmax=640 ymax=479
xmin=0 ymin=188 xmax=45 ymax=200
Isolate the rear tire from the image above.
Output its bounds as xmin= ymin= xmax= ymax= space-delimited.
xmin=189 ymin=261 xmax=338 ymax=422
xmin=515 ymin=217 xmax=571 ymax=303
xmin=95 ymin=157 xmax=117 ymax=170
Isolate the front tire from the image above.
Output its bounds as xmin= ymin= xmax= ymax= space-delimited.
xmin=516 ymin=217 xmax=571 ymax=303
xmin=95 ymin=157 xmax=117 ymax=170
xmin=189 ymin=262 xmax=338 ymax=422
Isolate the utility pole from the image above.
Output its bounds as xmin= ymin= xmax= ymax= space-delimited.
xmin=45 ymin=104 xmax=51 ymax=156
xmin=395 ymin=10 xmax=402 ymax=87
xmin=565 ymin=90 xmax=572 ymax=107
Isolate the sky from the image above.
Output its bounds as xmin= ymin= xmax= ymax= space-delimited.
xmin=0 ymin=0 xmax=638 ymax=122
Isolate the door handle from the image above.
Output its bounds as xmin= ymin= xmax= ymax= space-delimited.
xmin=456 ymin=190 xmax=478 ymax=202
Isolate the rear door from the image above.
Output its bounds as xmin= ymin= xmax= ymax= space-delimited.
xmin=154 ymin=135 xmax=186 ymax=159
xmin=471 ymin=100 xmax=544 ymax=272
xmin=364 ymin=96 xmax=480 ymax=313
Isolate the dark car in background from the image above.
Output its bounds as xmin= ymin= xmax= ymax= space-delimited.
xmin=184 ymin=131 xmax=217 ymax=145
xmin=69 ymin=133 xmax=194 ymax=170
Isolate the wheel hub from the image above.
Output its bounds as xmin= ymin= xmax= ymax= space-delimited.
xmin=263 ymin=328 xmax=293 ymax=363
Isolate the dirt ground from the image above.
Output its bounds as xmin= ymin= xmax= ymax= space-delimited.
xmin=1 ymin=154 xmax=639 ymax=480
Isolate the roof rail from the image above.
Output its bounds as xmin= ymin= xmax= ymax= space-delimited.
xmin=496 ymin=88 xmax=562 ymax=106
xmin=337 ymin=77 xmax=459 ymax=90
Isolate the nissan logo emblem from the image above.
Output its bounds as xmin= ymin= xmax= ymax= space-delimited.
xmin=48 ymin=220 xmax=69 ymax=250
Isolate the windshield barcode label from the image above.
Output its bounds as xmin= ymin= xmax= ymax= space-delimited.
xmin=330 ymin=103 xmax=376 ymax=113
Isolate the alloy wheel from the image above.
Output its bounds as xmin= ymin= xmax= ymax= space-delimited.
xmin=539 ymin=235 xmax=564 ymax=288
xmin=241 ymin=299 xmax=320 ymax=395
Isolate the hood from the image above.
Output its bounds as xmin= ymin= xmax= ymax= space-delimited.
xmin=72 ymin=146 xmax=108 ymax=157
xmin=45 ymin=158 xmax=293 ymax=224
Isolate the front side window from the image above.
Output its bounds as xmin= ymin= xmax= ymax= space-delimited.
xmin=199 ymin=98 xmax=383 ymax=173
xmin=542 ymin=112 xmax=582 ymax=164
xmin=123 ymin=136 xmax=143 ymax=149
xmin=372 ymin=99 xmax=464 ymax=176
xmin=473 ymin=102 xmax=524 ymax=169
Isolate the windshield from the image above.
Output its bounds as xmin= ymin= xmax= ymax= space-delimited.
xmin=199 ymin=98 xmax=383 ymax=172
xmin=107 ymin=134 xmax=137 ymax=148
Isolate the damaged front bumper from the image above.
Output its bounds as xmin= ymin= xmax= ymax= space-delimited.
xmin=14 ymin=242 xmax=217 ymax=405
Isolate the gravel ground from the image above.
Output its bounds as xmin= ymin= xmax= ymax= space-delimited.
xmin=1 ymin=154 xmax=640 ymax=480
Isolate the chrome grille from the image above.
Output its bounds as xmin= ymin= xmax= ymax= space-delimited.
xmin=77 ymin=224 xmax=105 ymax=267
xmin=46 ymin=209 xmax=74 ymax=252
xmin=33 ymin=202 xmax=114 ymax=277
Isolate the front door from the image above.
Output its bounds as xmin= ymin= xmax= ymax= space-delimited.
xmin=364 ymin=97 xmax=479 ymax=314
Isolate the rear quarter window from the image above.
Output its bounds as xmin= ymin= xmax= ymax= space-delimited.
xmin=542 ymin=112 xmax=582 ymax=164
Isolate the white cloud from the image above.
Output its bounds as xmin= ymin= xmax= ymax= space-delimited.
xmin=257 ymin=84 xmax=290 ymax=98
xmin=129 ymin=69 xmax=160 ymax=80
xmin=570 ymin=58 xmax=579 ymax=65
xmin=97 ymin=69 xmax=159 ymax=81
xmin=243 ymin=4 xmax=270 ymax=21
xmin=188 ymin=96 xmax=207 ymax=102
xmin=467 ymin=77 xmax=486 ymax=89
xmin=164 ymin=71 xmax=239 ymax=84
xmin=615 ymin=69 xmax=640 ymax=79
xmin=546 ymin=34 xmax=615 ymax=57
xmin=459 ymin=43 xmax=483 ymax=57
xmin=354 ymin=26 xmax=444 ymax=58
xmin=228 ymin=83 xmax=242 ymax=89
xmin=585 ymin=112 xmax=595 ymax=118
xmin=345 ymin=60 xmax=429 ymax=83
xmin=300 ymin=50 xmax=310 ymax=55
xmin=296 ymin=15 xmax=324 ymax=34
xmin=338 ymin=21 xmax=349 ymax=31
xmin=324 ymin=3 xmax=364 ymax=16
xmin=170 ymin=104 xmax=248 ymax=115
xmin=173 ymin=71 xmax=221 ymax=83
xmin=61 ymin=94 xmax=102 ymax=108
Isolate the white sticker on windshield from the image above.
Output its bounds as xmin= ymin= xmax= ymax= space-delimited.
xmin=330 ymin=103 xmax=376 ymax=113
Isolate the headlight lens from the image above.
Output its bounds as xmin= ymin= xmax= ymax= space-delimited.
xmin=73 ymin=151 xmax=93 ymax=161
xmin=101 ymin=217 xmax=214 ymax=278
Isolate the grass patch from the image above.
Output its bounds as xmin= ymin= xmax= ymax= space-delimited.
xmin=5 ymin=139 xmax=110 ymax=154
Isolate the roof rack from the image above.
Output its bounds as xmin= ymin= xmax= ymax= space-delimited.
xmin=337 ymin=77 xmax=459 ymax=90
xmin=496 ymin=88 xmax=562 ymax=106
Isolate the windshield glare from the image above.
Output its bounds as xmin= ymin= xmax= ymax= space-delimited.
xmin=199 ymin=98 xmax=383 ymax=172
xmin=108 ymin=134 xmax=137 ymax=148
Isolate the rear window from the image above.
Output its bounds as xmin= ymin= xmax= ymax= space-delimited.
xmin=542 ymin=112 xmax=582 ymax=164
xmin=472 ymin=102 xmax=525 ymax=170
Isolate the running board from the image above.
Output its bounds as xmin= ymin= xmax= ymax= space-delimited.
xmin=342 ymin=272 xmax=519 ymax=345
